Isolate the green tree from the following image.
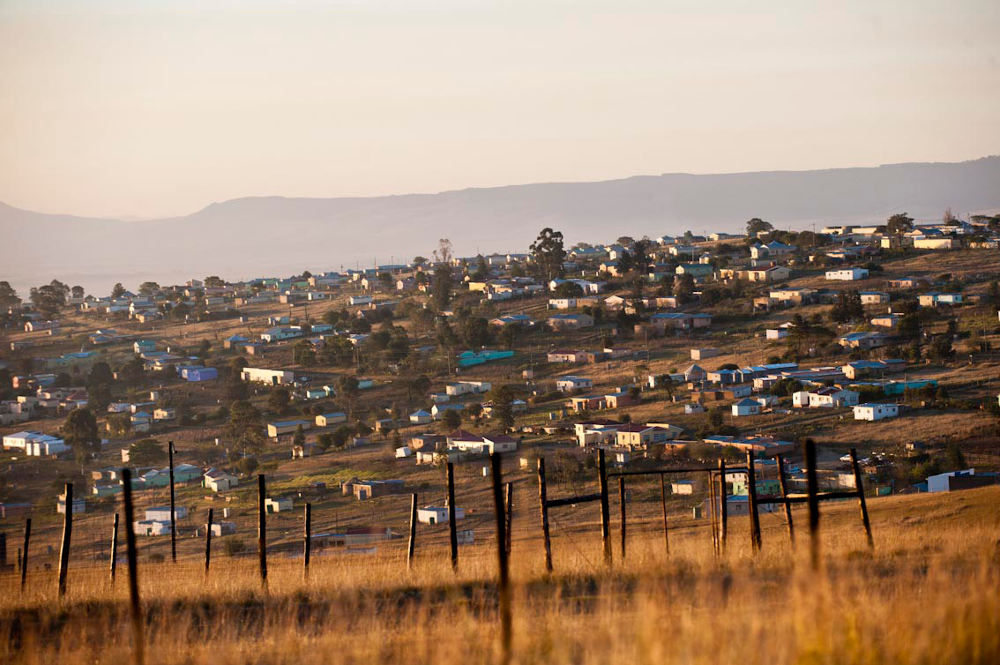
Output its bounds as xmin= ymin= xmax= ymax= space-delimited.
xmin=293 ymin=339 xmax=317 ymax=366
xmin=268 ymin=387 xmax=291 ymax=413
xmin=529 ymin=227 xmax=567 ymax=282
xmin=746 ymin=218 xmax=773 ymax=236
xmin=0 ymin=281 xmax=21 ymax=309
xmin=886 ymin=212 xmax=914 ymax=237
xmin=674 ymin=273 xmax=696 ymax=304
xmin=111 ymin=282 xmax=126 ymax=298
xmin=229 ymin=400 xmax=264 ymax=453
xmin=490 ymin=384 xmax=517 ymax=431
xmin=138 ymin=282 xmax=160 ymax=296
xmin=29 ymin=280 xmax=69 ymax=318
xmin=338 ymin=375 xmax=360 ymax=420
xmin=442 ymin=408 xmax=461 ymax=430
xmin=292 ymin=424 xmax=306 ymax=448
xmin=462 ymin=317 xmax=492 ymax=348
xmin=106 ymin=412 xmax=132 ymax=437
xmin=63 ymin=408 xmax=100 ymax=467
xmin=129 ymin=438 xmax=166 ymax=466
xmin=432 ymin=263 xmax=453 ymax=311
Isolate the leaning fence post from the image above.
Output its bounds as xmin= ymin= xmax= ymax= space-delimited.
xmin=850 ymin=448 xmax=874 ymax=549
xmin=447 ymin=463 xmax=458 ymax=570
xmin=598 ymin=448 xmax=612 ymax=566
xmin=110 ymin=513 xmax=119 ymax=583
xmin=777 ymin=454 xmax=795 ymax=545
xmin=538 ymin=458 xmax=553 ymax=573
xmin=257 ymin=475 xmax=268 ymax=587
xmin=618 ymin=476 xmax=627 ymax=560
xmin=746 ymin=452 xmax=762 ymax=553
xmin=168 ymin=441 xmax=177 ymax=563
xmin=303 ymin=503 xmax=312 ymax=576
xmin=659 ymin=473 xmax=670 ymax=556
xmin=20 ymin=518 xmax=31 ymax=592
xmin=57 ymin=482 xmax=73 ymax=597
xmin=205 ymin=508 xmax=214 ymax=575
xmin=718 ymin=459 xmax=727 ymax=554
xmin=804 ymin=439 xmax=820 ymax=570
xmin=120 ymin=468 xmax=145 ymax=665
xmin=490 ymin=452 xmax=512 ymax=665
xmin=407 ymin=493 xmax=418 ymax=569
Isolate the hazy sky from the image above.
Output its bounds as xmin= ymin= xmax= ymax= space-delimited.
xmin=2 ymin=0 xmax=999 ymax=219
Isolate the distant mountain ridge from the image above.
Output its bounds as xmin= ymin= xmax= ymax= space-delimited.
xmin=3 ymin=156 xmax=1000 ymax=294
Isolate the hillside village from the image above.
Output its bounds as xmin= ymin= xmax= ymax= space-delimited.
xmin=2 ymin=212 xmax=1000 ymax=560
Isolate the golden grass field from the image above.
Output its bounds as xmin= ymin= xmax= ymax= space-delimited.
xmin=3 ymin=485 xmax=999 ymax=665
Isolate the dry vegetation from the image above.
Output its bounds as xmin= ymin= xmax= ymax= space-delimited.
xmin=4 ymin=485 xmax=1000 ymax=665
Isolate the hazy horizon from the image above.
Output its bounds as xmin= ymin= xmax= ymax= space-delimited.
xmin=3 ymin=0 xmax=999 ymax=219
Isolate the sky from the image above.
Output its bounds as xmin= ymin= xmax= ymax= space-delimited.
xmin=1 ymin=0 xmax=999 ymax=219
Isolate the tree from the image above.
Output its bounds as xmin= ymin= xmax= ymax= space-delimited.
xmin=529 ymin=227 xmax=567 ymax=282
xmin=268 ymin=387 xmax=291 ymax=414
xmin=129 ymin=438 xmax=166 ymax=466
xmin=673 ymin=273 xmax=696 ymax=304
xmin=464 ymin=402 xmax=484 ymax=426
xmin=462 ymin=317 xmax=492 ymax=348
xmin=111 ymin=282 xmax=127 ymax=298
xmin=228 ymin=400 xmax=264 ymax=453
xmin=338 ymin=375 xmax=360 ymax=420
xmin=29 ymin=280 xmax=69 ymax=318
xmin=138 ymin=282 xmax=160 ymax=296
xmin=746 ymin=218 xmax=773 ymax=236
xmin=204 ymin=276 xmax=226 ymax=288
xmin=491 ymin=384 xmax=517 ymax=431
xmin=106 ymin=412 xmax=132 ymax=437
xmin=432 ymin=263 xmax=453 ymax=311
xmin=472 ymin=255 xmax=489 ymax=281
xmin=292 ymin=424 xmax=306 ymax=448
xmin=442 ymin=408 xmax=461 ymax=430
xmin=293 ymin=339 xmax=317 ymax=366
xmin=70 ymin=285 xmax=85 ymax=299
xmin=0 ymin=281 xmax=21 ymax=309
xmin=886 ymin=213 xmax=914 ymax=237
xmin=553 ymin=281 xmax=584 ymax=298
xmin=63 ymin=408 xmax=100 ymax=467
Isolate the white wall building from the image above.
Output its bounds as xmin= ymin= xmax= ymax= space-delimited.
xmin=853 ymin=403 xmax=900 ymax=421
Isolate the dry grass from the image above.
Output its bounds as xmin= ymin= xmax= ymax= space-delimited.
xmin=4 ymin=486 xmax=1000 ymax=665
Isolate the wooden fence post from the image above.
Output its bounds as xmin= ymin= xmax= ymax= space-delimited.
xmin=804 ymin=439 xmax=820 ymax=570
xmin=598 ymin=448 xmax=612 ymax=566
xmin=709 ymin=472 xmax=719 ymax=556
xmin=618 ymin=476 xmax=627 ymax=561
xmin=490 ymin=452 xmax=512 ymax=665
xmin=504 ymin=481 xmax=513 ymax=557
xmin=110 ymin=513 xmax=119 ymax=583
xmin=659 ymin=473 xmax=669 ymax=556
xmin=20 ymin=518 xmax=31 ymax=592
xmin=257 ymin=475 xmax=267 ymax=587
xmin=205 ymin=508 xmax=213 ymax=575
xmin=718 ymin=459 xmax=727 ymax=554
xmin=120 ymin=468 xmax=145 ymax=665
xmin=407 ymin=493 xmax=418 ymax=569
xmin=57 ymin=482 xmax=73 ymax=597
xmin=746 ymin=452 xmax=762 ymax=553
xmin=850 ymin=448 xmax=874 ymax=549
xmin=447 ymin=463 xmax=458 ymax=570
xmin=168 ymin=441 xmax=177 ymax=563
xmin=303 ymin=503 xmax=312 ymax=576
xmin=777 ymin=454 xmax=795 ymax=545
xmin=537 ymin=458 xmax=553 ymax=573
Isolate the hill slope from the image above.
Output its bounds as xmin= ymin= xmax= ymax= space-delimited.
xmin=4 ymin=156 xmax=1000 ymax=293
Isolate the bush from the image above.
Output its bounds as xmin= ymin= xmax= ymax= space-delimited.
xmin=223 ymin=539 xmax=247 ymax=557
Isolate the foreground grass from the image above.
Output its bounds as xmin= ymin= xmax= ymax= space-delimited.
xmin=3 ymin=487 xmax=1000 ymax=664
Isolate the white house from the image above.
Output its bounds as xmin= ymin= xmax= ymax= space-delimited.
xmin=555 ymin=376 xmax=593 ymax=392
xmin=853 ymin=403 xmax=900 ymax=421
xmin=671 ymin=480 xmax=695 ymax=495
xmin=446 ymin=381 xmax=492 ymax=396
xmin=825 ymin=268 xmax=869 ymax=281
xmin=732 ymin=398 xmax=761 ymax=417
xmin=792 ymin=387 xmax=860 ymax=408
xmin=241 ymin=367 xmax=296 ymax=385
xmin=417 ymin=504 xmax=466 ymax=525
xmin=315 ymin=412 xmax=347 ymax=427
xmin=409 ymin=410 xmax=434 ymax=424
xmin=145 ymin=506 xmax=188 ymax=522
xmin=204 ymin=468 xmax=238 ymax=492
